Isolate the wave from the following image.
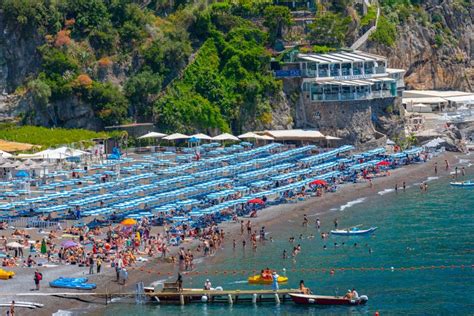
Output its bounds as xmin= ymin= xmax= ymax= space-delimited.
xmin=426 ymin=176 xmax=439 ymax=181
xmin=229 ymin=280 xmax=248 ymax=284
xmin=378 ymin=188 xmax=394 ymax=195
xmin=340 ymin=198 xmax=366 ymax=211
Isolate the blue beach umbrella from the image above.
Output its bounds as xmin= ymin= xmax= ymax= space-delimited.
xmin=15 ymin=170 xmax=29 ymax=178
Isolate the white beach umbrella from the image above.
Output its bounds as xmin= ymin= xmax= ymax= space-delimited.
xmin=190 ymin=133 xmax=212 ymax=140
xmin=163 ymin=133 xmax=189 ymax=141
xmin=6 ymin=241 xmax=23 ymax=248
xmin=238 ymin=132 xmax=258 ymax=139
xmin=254 ymin=134 xmax=274 ymax=140
xmin=138 ymin=132 xmax=167 ymax=140
xmin=212 ymin=133 xmax=239 ymax=141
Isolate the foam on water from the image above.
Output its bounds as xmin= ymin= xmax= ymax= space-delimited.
xmin=378 ymin=188 xmax=395 ymax=195
xmin=339 ymin=197 xmax=366 ymax=211
xmin=228 ymin=280 xmax=248 ymax=284
xmin=426 ymin=176 xmax=439 ymax=181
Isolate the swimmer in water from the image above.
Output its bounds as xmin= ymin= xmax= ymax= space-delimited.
xmin=282 ymin=249 xmax=287 ymax=259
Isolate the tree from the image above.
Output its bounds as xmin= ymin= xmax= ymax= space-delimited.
xmin=124 ymin=71 xmax=162 ymax=118
xmin=263 ymin=5 xmax=292 ymax=45
xmin=307 ymin=12 xmax=350 ymax=48
xmin=27 ymin=79 xmax=51 ymax=107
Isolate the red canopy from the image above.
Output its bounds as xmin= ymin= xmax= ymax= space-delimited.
xmin=310 ymin=179 xmax=328 ymax=186
xmin=376 ymin=161 xmax=391 ymax=166
xmin=248 ymin=198 xmax=264 ymax=205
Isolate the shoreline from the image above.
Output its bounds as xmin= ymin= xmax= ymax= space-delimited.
xmin=2 ymin=150 xmax=471 ymax=315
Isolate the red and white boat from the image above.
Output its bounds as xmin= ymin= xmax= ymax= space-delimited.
xmin=290 ymin=293 xmax=368 ymax=306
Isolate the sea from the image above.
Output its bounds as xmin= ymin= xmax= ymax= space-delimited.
xmin=98 ymin=164 xmax=474 ymax=315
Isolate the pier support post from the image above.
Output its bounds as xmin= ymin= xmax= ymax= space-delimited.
xmin=228 ymin=294 xmax=233 ymax=305
xmin=274 ymin=293 xmax=280 ymax=304
xmin=252 ymin=294 xmax=257 ymax=304
xmin=180 ymin=294 xmax=185 ymax=305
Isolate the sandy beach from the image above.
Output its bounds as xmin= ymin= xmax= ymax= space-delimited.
xmin=1 ymin=150 xmax=471 ymax=316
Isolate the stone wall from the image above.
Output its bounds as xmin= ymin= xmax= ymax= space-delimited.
xmin=296 ymin=92 xmax=398 ymax=148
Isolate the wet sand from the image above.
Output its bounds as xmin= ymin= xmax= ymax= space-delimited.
xmin=1 ymin=151 xmax=470 ymax=315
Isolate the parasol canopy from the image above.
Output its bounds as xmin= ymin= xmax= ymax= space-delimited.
xmin=121 ymin=218 xmax=137 ymax=226
xmin=247 ymin=198 xmax=264 ymax=205
xmin=61 ymin=240 xmax=79 ymax=249
xmin=6 ymin=242 xmax=23 ymax=248
xmin=212 ymin=133 xmax=239 ymax=141
xmin=376 ymin=161 xmax=391 ymax=166
xmin=310 ymin=179 xmax=328 ymax=186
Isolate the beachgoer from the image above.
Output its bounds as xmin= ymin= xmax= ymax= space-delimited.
xmin=302 ymin=214 xmax=308 ymax=227
xmin=271 ymin=271 xmax=279 ymax=291
xmin=461 ymin=167 xmax=466 ymax=177
xmin=344 ymin=290 xmax=352 ymax=299
xmin=204 ymin=279 xmax=212 ymax=290
xmin=316 ymin=218 xmax=321 ymax=229
xmin=395 ymin=183 xmax=398 ymax=192
xmin=445 ymin=159 xmax=449 ymax=170
xmin=351 ymin=288 xmax=359 ymax=299
xmin=282 ymin=249 xmax=287 ymax=259
xmin=240 ymin=221 xmax=244 ymax=235
xmin=177 ymin=273 xmax=183 ymax=292
xmin=9 ymin=300 xmax=14 ymax=316
xmin=233 ymin=239 xmax=236 ymax=249
xmin=334 ymin=218 xmax=338 ymax=229
xmin=434 ymin=163 xmax=438 ymax=175
xmin=96 ymin=257 xmax=102 ymax=274
xmin=403 ymin=182 xmax=406 ymax=191
xmin=34 ymin=269 xmax=42 ymax=291
xmin=299 ymin=280 xmax=310 ymax=295
xmin=88 ymin=255 xmax=94 ymax=274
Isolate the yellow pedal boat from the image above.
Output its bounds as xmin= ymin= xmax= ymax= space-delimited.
xmin=0 ymin=269 xmax=15 ymax=280
xmin=248 ymin=274 xmax=288 ymax=284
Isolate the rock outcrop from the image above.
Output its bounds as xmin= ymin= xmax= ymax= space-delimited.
xmin=364 ymin=1 xmax=473 ymax=91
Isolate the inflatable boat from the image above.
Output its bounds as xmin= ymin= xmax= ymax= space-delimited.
xmin=50 ymin=277 xmax=96 ymax=290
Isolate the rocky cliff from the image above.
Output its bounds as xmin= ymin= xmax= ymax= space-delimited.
xmin=364 ymin=0 xmax=473 ymax=91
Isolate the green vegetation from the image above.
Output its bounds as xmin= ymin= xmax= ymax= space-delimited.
xmin=360 ymin=5 xmax=377 ymax=27
xmin=307 ymin=12 xmax=351 ymax=48
xmin=263 ymin=5 xmax=292 ymax=45
xmin=0 ymin=124 xmax=109 ymax=148
xmin=370 ymin=15 xmax=397 ymax=47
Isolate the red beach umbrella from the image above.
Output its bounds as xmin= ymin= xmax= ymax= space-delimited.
xmin=376 ymin=161 xmax=391 ymax=166
xmin=310 ymin=179 xmax=328 ymax=186
xmin=248 ymin=198 xmax=264 ymax=205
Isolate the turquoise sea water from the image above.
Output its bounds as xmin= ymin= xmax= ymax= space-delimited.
xmin=102 ymin=170 xmax=474 ymax=315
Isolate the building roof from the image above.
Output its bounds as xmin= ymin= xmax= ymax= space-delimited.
xmin=386 ymin=68 xmax=405 ymax=74
xmin=403 ymin=90 xmax=473 ymax=98
xmin=402 ymin=97 xmax=448 ymax=104
xmin=297 ymin=50 xmax=387 ymax=65
xmin=0 ymin=140 xmax=37 ymax=152
xmin=262 ymin=129 xmax=325 ymax=141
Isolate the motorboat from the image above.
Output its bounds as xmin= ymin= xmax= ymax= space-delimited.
xmin=290 ymin=293 xmax=368 ymax=305
xmin=450 ymin=180 xmax=474 ymax=187
xmin=330 ymin=227 xmax=377 ymax=236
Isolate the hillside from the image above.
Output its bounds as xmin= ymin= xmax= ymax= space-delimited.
xmin=0 ymin=0 xmax=472 ymax=134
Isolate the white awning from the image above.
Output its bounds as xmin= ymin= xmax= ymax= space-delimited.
xmin=0 ymin=150 xmax=12 ymax=158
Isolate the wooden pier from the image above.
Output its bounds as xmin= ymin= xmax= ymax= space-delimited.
xmin=146 ymin=287 xmax=300 ymax=305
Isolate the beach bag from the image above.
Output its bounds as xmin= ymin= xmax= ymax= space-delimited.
xmin=36 ymin=272 xmax=42 ymax=281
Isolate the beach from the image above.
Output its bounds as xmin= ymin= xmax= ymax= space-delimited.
xmin=1 ymin=150 xmax=470 ymax=316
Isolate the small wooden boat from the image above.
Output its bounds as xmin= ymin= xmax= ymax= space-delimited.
xmin=330 ymin=227 xmax=377 ymax=236
xmin=450 ymin=180 xmax=474 ymax=187
xmin=290 ymin=293 xmax=368 ymax=305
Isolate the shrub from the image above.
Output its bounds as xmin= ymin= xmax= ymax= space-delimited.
xmin=74 ymin=74 xmax=93 ymax=88
xmin=370 ymin=15 xmax=397 ymax=47
xmin=54 ymin=30 xmax=72 ymax=47
xmin=27 ymin=79 xmax=51 ymax=107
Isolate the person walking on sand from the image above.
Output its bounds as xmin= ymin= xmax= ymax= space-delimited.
xmin=88 ymin=255 xmax=94 ymax=274
xmin=96 ymin=256 xmax=102 ymax=274
xmin=9 ymin=300 xmax=14 ymax=315
xmin=395 ymin=183 xmax=398 ymax=192
xmin=334 ymin=218 xmax=338 ymax=229
xmin=434 ymin=162 xmax=438 ymax=175
xmin=455 ymin=167 xmax=458 ymax=178
xmin=34 ymin=269 xmax=42 ymax=291
xmin=445 ymin=159 xmax=449 ymax=170
xmin=461 ymin=167 xmax=466 ymax=177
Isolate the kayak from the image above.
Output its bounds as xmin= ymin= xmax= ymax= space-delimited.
xmin=450 ymin=180 xmax=474 ymax=187
xmin=331 ymin=227 xmax=377 ymax=236
xmin=50 ymin=277 xmax=96 ymax=290
xmin=0 ymin=268 xmax=15 ymax=280
xmin=248 ymin=274 xmax=288 ymax=284
xmin=290 ymin=293 xmax=368 ymax=305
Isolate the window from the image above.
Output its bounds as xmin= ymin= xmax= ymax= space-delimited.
xmin=341 ymin=63 xmax=352 ymax=76
xmin=318 ymin=64 xmax=329 ymax=77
